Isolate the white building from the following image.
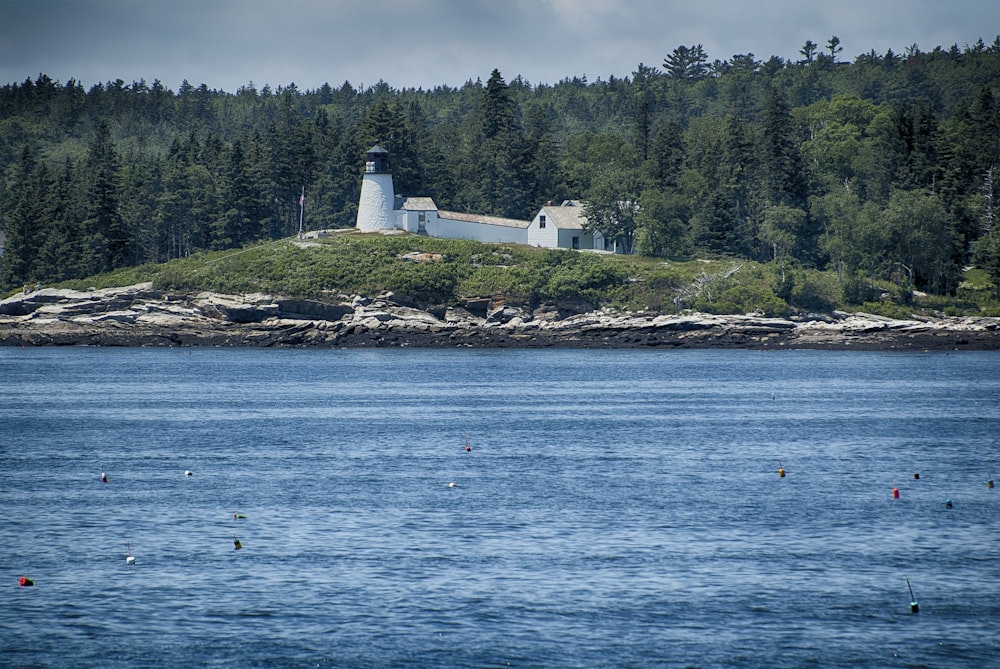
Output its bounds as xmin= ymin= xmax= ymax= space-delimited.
xmin=395 ymin=197 xmax=530 ymax=244
xmin=527 ymin=200 xmax=607 ymax=251
xmin=355 ymin=146 xmax=604 ymax=250
xmin=355 ymin=146 xmax=396 ymax=232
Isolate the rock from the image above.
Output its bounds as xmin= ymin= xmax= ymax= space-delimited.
xmin=3 ymin=282 xmax=1000 ymax=350
xmin=445 ymin=306 xmax=484 ymax=326
xmin=275 ymin=298 xmax=353 ymax=321
xmin=486 ymin=306 xmax=525 ymax=324
xmin=459 ymin=297 xmax=491 ymax=317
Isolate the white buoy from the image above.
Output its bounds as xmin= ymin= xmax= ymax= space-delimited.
xmin=184 ymin=470 xmax=193 ymax=476
xmin=447 ymin=482 xmax=458 ymax=488
xmin=126 ymin=542 xmax=135 ymax=565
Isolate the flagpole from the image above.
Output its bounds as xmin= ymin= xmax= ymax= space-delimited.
xmin=298 ymin=187 xmax=305 ymax=239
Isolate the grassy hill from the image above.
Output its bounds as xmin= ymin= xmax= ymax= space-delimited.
xmin=27 ymin=232 xmax=1000 ymax=319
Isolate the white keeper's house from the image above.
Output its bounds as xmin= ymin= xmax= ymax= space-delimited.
xmin=355 ymin=145 xmax=615 ymax=251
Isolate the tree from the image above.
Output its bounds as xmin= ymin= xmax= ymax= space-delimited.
xmin=814 ymin=184 xmax=864 ymax=282
xmin=643 ymin=121 xmax=685 ymax=190
xmin=760 ymin=204 xmax=807 ymax=283
xmin=583 ymin=165 xmax=641 ymax=254
xmin=460 ymin=69 xmax=538 ymax=219
xmin=880 ymin=189 xmax=960 ymax=294
xmin=522 ymin=102 xmax=566 ymax=210
xmin=800 ymin=40 xmax=818 ymax=64
xmin=973 ymin=225 xmax=1000 ymax=299
xmin=79 ymin=122 xmax=128 ymax=275
xmin=762 ymin=88 xmax=807 ymax=210
xmin=636 ymin=188 xmax=690 ymax=257
xmin=0 ymin=147 xmax=47 ymax=289
xmin=827 ymin=36 xmax=843 ymax=62
xmin=663 ymin=45 xmax=709 ymax=80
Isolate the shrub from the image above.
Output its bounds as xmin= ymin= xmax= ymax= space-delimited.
xmin=698 ymin=285 xmax=789 ymax=317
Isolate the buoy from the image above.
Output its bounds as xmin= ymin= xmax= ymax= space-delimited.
xmin=18 ymin=576 xmax=34 ymax=587
xmin=101 ymin=470 xmax=108 ymax=484
xmin=777 ymin=461 xmax=785 ymax=478
xmin=913 ymin=472 xmax=920 ymax=480
xmin=233 ymin=536 xmax=242 ymax=550
xmin=233 ymin=513 xmax=246 ymax=519
xmin=184 ymin=470 xmax=193 ymax=476
xmin=944 ymin=499 xmax=953 ymax=509
xmin=125 ymin=542 xmax=135 ymax=565
xmin=465 ymin=436 xmax=472 ymax=452
xmin=447 ymin=482 xmax=458 ymax=488
xmin=893 ymin=486 xmax=900 ymax=499
xmin=906 ymin=577 xmax=919 ymax=614
xmin=989 ymin=472 xmax=994 ymax=489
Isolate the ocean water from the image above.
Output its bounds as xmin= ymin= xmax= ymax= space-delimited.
xmin=1 ymin=347 xmax=998 ymax=668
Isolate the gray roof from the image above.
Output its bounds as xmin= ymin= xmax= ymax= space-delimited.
xmin=438 ymin=210 xmax=531 ymax=229
xmin=540 ymin=202 xmax=589 ymax=229
xmin=397 ymin=196 xmax=438 ymax=211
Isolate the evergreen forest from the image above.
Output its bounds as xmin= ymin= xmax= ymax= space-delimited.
xmin=3 ymin=36 xmax=1000 ymax=311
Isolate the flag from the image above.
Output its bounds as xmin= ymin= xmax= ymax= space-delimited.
xmin=299 ymin=191 xmax=305 ymax=206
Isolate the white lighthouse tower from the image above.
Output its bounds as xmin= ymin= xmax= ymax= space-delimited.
xmin=355 ymin=145 xmax=396 ymax=232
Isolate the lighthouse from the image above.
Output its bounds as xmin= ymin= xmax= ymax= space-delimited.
xmin=356 ymin=145 xmax=396 ymax=232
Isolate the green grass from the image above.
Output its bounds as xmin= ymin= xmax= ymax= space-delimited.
xmin=17 ymin=232 xmax=1000 ymax=317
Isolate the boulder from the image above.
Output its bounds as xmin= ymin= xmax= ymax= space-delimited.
xmin=275 ymin=299 xmax=353 ymax=322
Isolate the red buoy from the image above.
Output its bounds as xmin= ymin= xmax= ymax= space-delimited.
xmin=18 ymin=576 xmax=34 ymax=587
xmin=893 ymin=487 xmax=900 ymax=499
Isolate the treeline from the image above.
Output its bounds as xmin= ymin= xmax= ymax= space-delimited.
xmin=2 ymin=36 xmax=1000 ymax=301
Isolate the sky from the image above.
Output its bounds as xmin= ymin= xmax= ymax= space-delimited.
xmin=2 ymin=0 xmax=999 ymax=93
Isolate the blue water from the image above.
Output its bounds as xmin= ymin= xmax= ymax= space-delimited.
xmin=1 ymin=348 xmax=998 ymax=668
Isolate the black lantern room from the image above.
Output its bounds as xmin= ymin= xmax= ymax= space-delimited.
xmin=364 ymin=145 xmax=390 ymax=174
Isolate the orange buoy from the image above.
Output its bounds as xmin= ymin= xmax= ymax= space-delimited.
xmin=18 ymin=576 xmax=34 ymax=587
xmin=893 ymin=487 xmax=900 ymax=499
xmin=233 ymin=536 xmax=242 ymax=550
xmin=777 ymin=461 xmax=785 ymax=478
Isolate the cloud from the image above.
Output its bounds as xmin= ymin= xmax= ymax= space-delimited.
xmin=1 ymin=0 xmax=997 ymax=92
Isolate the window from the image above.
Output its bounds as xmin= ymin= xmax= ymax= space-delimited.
xmin=539 ymin=215 xmax=546 ymax=229
xmin=418 ymin=212 xmax=426 ymax=232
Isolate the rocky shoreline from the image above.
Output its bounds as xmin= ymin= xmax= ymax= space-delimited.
xmin=2 ymin=282 xmax=999 ymax=350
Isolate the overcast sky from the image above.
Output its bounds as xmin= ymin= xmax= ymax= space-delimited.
xmin=2 ymin=0 xmax=998 ymax=93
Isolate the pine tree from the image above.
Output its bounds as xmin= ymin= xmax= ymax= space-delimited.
xmin=0 ymin=147 xmax=46 ymax=289
xmin=79 ymin=122 xmax=128 ymax=274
